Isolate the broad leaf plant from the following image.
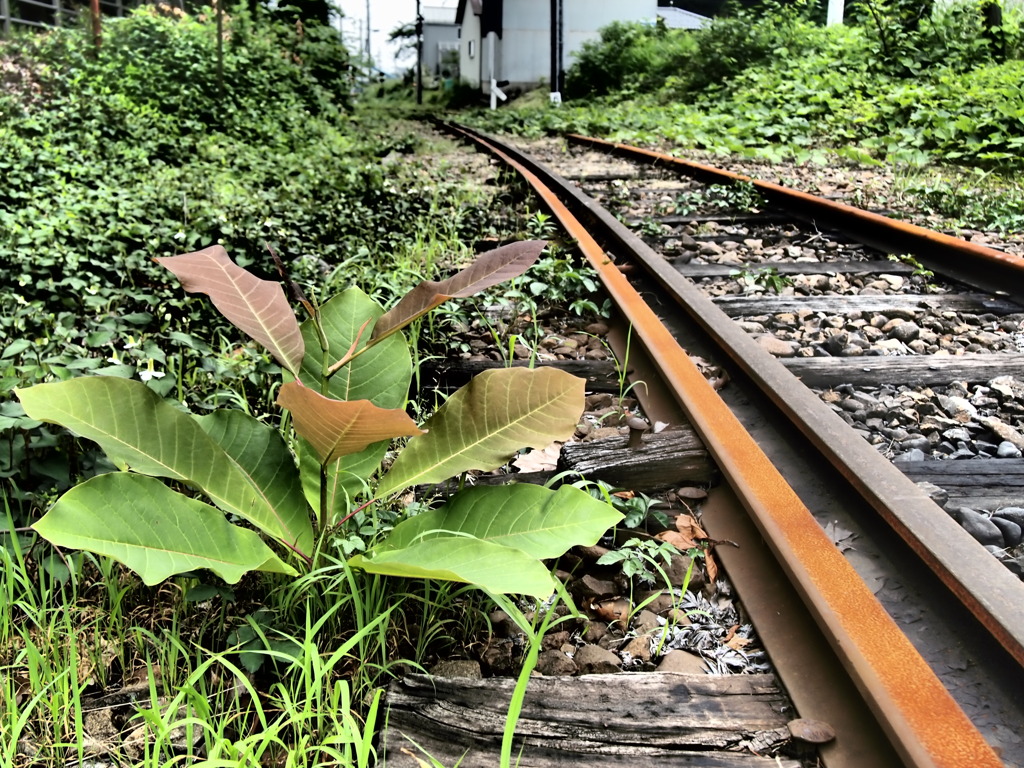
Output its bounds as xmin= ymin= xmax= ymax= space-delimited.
xmin=16 ymin=242 xmax=621 ymax=597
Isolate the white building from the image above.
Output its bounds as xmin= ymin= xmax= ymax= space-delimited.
xmin=423 ymin=4 xmax=461 ymax=79
xmin=454 ymin=0 xmax=707 ymax=97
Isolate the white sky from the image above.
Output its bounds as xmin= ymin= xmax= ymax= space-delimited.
xmin=336 ymin=0 xmax=458 ymax=73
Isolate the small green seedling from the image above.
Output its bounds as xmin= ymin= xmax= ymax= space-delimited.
xmin=730 ymin=266 xmax=793 ymax=294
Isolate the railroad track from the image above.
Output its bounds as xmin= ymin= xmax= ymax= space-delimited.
xmin=384 ymin=122 xmax=1024 ymax=768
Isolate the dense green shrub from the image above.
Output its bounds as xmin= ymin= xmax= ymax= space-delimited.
xmin=564 ymin=1 xmax=826 ymax=99
xmin=852 ymin=0 xmax=1022 ymax=75
xmin=564 ymin=20 xmax=698 ymax=98
xmin=472 ymin=0 xmax=1023 ymax=170
xmin=0 ymin=7 xmax=499 ymax=507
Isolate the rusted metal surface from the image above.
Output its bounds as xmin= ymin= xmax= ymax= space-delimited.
xmin=530 ymin=131 xmax=1024 ymax=676
xmin=565 ymin=133 xmax=1024 ymax=297
xmin=605 ymin=320 xmax=902 ymax=768
xmin=440 ymin=121 xmax=1006 ymax=767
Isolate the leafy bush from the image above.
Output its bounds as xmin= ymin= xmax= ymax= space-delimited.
xmin=565 ymin=20 xmax=698 ymax=98
xmin=0 ymin=8 xmax=504 ymax=511
xmin=469 ymin=0 xmax=1024 ymax=170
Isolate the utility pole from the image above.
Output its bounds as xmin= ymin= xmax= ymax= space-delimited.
xmin=365 ymin=0 xmax=371 ymax=65
xmin=416 ymin=0 xmax=424 ymax=105
xmin=549 ymin=0 xmax=562 ymax=104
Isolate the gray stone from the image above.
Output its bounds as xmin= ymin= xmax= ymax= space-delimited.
xmin=489 ymin=610 xmax=518 ymax=638
xmin=632 ymin=609 xmax=662 ymax=635
xmin=939 ymin=395 xmax=978 ymax=423
xmin=991 ymin=517 xmax=1023 ymax=548
xmin=535 ymin=649 xmax=577 ymax=676
xmin=979 ymin=416 xmax=1024 ymax=452
xmin=900 ymin=437 xmax=931 ymax=453
xmin=993 ymin=507 xmax=1024 ymax=528
xmin=890 ymin=321 xmax=921 ymax=343
xmin=576 ymin=574 xmax=619 ymax=599
xmin=620 ymin=634 xmax=656 ymax=664
xmin=952 ymin=507 xmax=1005 ymax=546
xmin=664 ymin=551 xmax=703 ymax=590
xmin=657 ymin=649 xmax=708 ymax=674
xmin=915 ymin=480 xmax=948 ymax=506
xmin=894 ymin=448 xmax=927 ymax=462
xmin=737 ymin=320 xmax=767 ymax=334
xmin=581 ymin=621 xmax=610 ymax=644
xmin=824 ymin=332 xmax=849 ymax=355
xmin=574 ymin=643 xmax=622 ymax=674
xmin=756 ymin=335 xmax=799 ymax=357
xmin=635 ymin=591 xmax=678 ymax=616
xmin=997 ymin=441 xmax=1022 ymax=458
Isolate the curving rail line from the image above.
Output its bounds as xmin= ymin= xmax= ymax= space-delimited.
xmin=436 ymin=120 xmax=1020 ymax=768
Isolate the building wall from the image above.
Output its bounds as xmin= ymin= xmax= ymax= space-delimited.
xmin=423 ymin=22 xmax=460 ymax=76
xmin=460 ymin=0 xmax=670 ymax=92
xmin=458 ymin=5 xmax=483 ymax=88
xmin=500 ymin=0 xmax=550 ymax=87
xmin=565 ymin=0 xmax=664 ymax=51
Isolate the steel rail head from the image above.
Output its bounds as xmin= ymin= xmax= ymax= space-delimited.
xmin=564 ymin=133 xmax=1024 ymax=298
xmin=557 ymin=132 xmax=1024 ymax=674
xmin=440 ymin=120 xmax=1005 ymax=768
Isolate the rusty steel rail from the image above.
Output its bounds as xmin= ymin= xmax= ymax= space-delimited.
xmin=564 ymin=133 xmax=1024 ymax=297
xmin=542 ymin=132 xmax=1024 ymax=675
xmin=438 ymin=120 xmax=1008 ymax=768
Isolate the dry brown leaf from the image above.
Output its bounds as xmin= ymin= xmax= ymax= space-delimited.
xmin=676 ymin=513 xmax=708 ymax=541
xmin=511 ymin=441 xmax=563 ymax=473
xmin=727 ymin=634 xmax=752 ymax=651
xmin=399 ymin=748 xmax=432 ymax=768
xmin=612 ymin=490 xmax=635 ymax=500
xmin=705 ymin=551 xmax=719 ymax=583
xmin=593 ymin=597 xmax=631 ymax=623
xmin=656 ymin=530 xmax=698 ymax=551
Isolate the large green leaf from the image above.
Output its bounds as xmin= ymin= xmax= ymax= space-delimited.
xmin=351 ymin=485 xmax=620 ymax=597
xmin=17 ymin=378 xmax=313 ymax=555
xmin=298 ymin=288 xmax=412 ymax=514
xmin=33 ymin=474 xmax=297 ymax=585
xmin=277 ymin=380 xmax=422 ymax=464
xmin=349 ymin=538 xmax=554 ymax=598
xmin=376 ymin=367 xmax=584 ymax=497
xmin=156 ymin=246 xmax=304 ymax=374
xmin=300 ymin=287 xmax=411 ymax=404
xmin=194 ymin=409 xmax=311 ymax=552
xmin=371 ymin=241 xmax=547 ymax=342
xmin=378 ymin=484 xmax=622 ymax=559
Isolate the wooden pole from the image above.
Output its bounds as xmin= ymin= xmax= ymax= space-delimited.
xmin=91 ymin=0 xmax=102 ymax=49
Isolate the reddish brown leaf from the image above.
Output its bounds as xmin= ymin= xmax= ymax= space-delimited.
xmin=371 ymin=241 xmax=547 ymax=341
xmin=675 ymin=513 xmax=708 ymax=541
xmin=593 ymin=597 xmax=630 ymax=624
xmin=157 ymin=246 xmax=304 ymax=374
xmin=656 ymin=530 xmax=698 ymax=551
xmin=706 ymin=551 xmax=719 ymax=583
xmin=277 ymin=380 xmax=423 ymax=465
